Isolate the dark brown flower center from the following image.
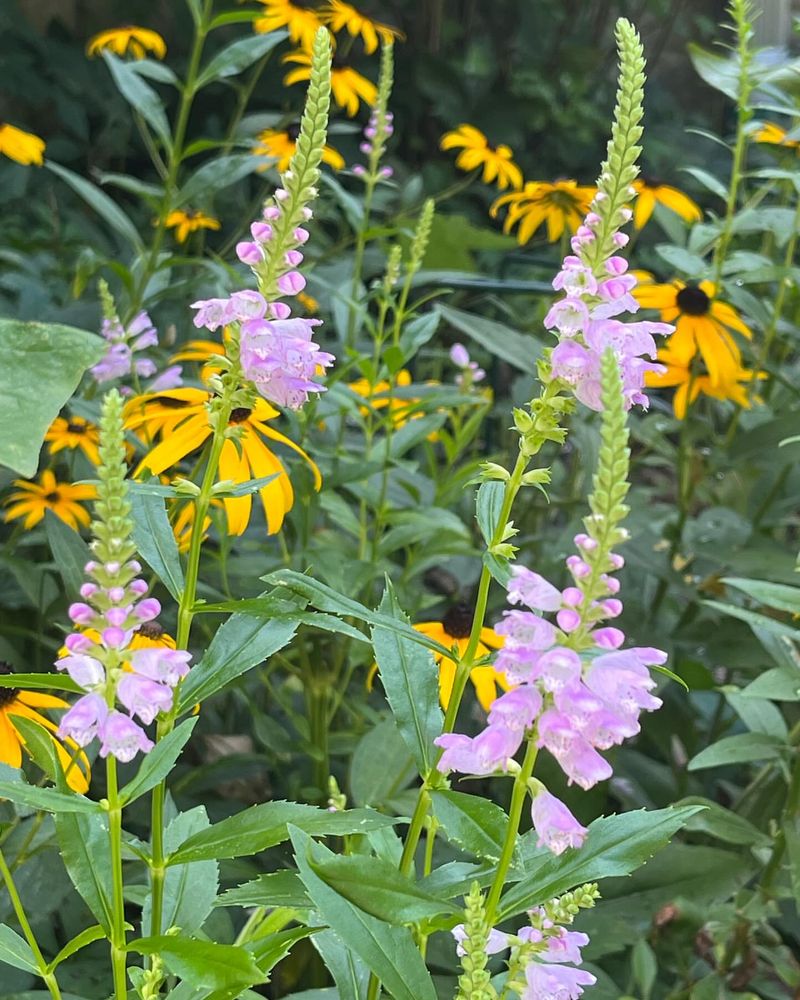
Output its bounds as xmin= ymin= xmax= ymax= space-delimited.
xmin=45 ymin=491 xmax=61 ymax=503
xmin=136 ymin=620 xmax=164 ymax=640
xmin=441 ymin=602 xmax=474 ymax=640
xmin=229 ymin=407 xmax=253 ymax=424
xmin=0 ymin=662 xmax=20 ymax=708
xmin=153 ymin=396 xmax=191 ymax=409
xmin=641 ymin=175 xmax=663 ymax=189
xmin=286 ymin=122 xmax=302 ymax=142
xmin=676 ymin=284 xmax=710 ymax=316
xmin=67 ymin=420 xmax=86 ymax=434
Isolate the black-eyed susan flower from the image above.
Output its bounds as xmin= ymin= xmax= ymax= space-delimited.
xmin=253 ymin=125 xmax=344 ymax=172
xmin=123 ymin=388 xmax=320 ymax=535
xmin=645 ymin=340 xmax=764 ymax=419
xmin=44 ymin=415 xmax=101 ymax=466
xmin=491 ymin=180 xmax=597 ymax=244
xmin=0 ymin=662 xmax=90 ymax=792
xmin=440 ymin=125 xmax=523 ymax=191
xmin=86 ymin=26 xmax=167 ymax=60
xmin=0 ymin=123 xmax=45 ymax=166
xmin=4 ymin=471 xmax=96 ymax=531
xmin=165 ymin=209 xmax=221 ymax=244
xmin=631 ymin=177 xmax=701 ymax=229
xmin=284 ymin=43 xmax=377 ymax=117
xmin=297 ymin=291 xmax=319 ymax=314
xmin=347 ymin=370 xmax=420 ymax=429
xmin=320 ymin=1 xmax=403 ymax=54
xmin=254 ymin=0 xmax=322 ymax=48
xmin=753 ymin=122 xmax=800 ymax=149
xmin=633 ymin=279 xmax=753 ymax=387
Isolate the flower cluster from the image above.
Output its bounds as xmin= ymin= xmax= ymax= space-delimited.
xmin=55 ymin=390 xmax=191 ymax=763
xmin=352 ymin=106 xmax=394 ymax=179
xmin=450 ymin=342 xmax=485 ymax=387
xmin=92 ymin=306 xmax=183 ymax=393
xmin=545 ymin=223 xmax=672 ymax=411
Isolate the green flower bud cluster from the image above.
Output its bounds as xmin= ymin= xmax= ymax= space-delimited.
xmin=407 ymin=198 xmax=435 ymax=278
xmin=540 ymin=883 xmax=600 ymax=925
xmin=91 ymin=390 xmax=135 ymax=568
xmin=455 ymin=883 xmax=498 ymax=1000
xmin=366 ymin=42 xmax=395 ymax=178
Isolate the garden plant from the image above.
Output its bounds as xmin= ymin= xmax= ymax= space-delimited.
xmin=0 ymin=1 xmax=799 ymax=999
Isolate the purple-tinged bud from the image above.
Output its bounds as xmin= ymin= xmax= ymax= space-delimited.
xmin=561 ymin=587 xmax=583 ymax=607
xmin=251 ymin=222 xmax=273 ymax=242
xmin=268 ymin=302 xmax=292 ymax=320
xmin=301 ymin=207 xmax=313 ymax=221
xmin=84 ymin=561 xmax=98 ymax=574
xmin=360 ymin=141 xmax=372 ymax=154
xmin=263 ymin=205 xmax=281 ymax=221
xmin=294 ymin=227 xmax=309 ymax=244
xmin=80 ymin=583 xmax=99 ymax=599
xmin=275 ymin=188 xmax=289 ymax=202
xmin=574 ymin=533 xmax=598 ymax=552
xmin=612 ymin=232 xmax=629 ymax=247
xmin=134 ymin=598 xmax=161 ymax=622
xmin=277 ymin=271 xmax=306 ymax=295
xmin=105 ymin=562 xmax=121 ymax=574
xmin=602 ymin=574 xmax=621 ymax=594
xmin=69 ymin=603 xmax=94 ymax=624
xmin=566 ymin=556 xmax=591 ymax=579
xmin=107 ymin=586 xmax=126 ymax=602
xmin=126 ymin=560 xmax=142 ymax=574
xmin=129 ymin=579 xmax=148 ymax=596
xmin=609 ymin=553 xmax=625 ymax=569
xmin=285 ymin=250 xmax=303 ymax=266
xmin=236 ymin=241 xmax=263 ymax=265
xmin=105 ymin=607 xmax=129 ymax=627
xmin=64 ymin=632 xmax=94 ymax=654
xmin=352 ymin=164 xmax=367 ymax=176
xmin=593 ymin=627 xmax=625 ymax=649
xmin=364 ymin=126 xmax=377 ymax=139
xmin=379 ymin=166 xmax=393 ymax=179
xmin=601 ymin=599 xmax=623 ymax=617
xmin=102 ymin=627 xmax=127 ymax=648
xmin=556 ymin=608 xmax=581 ymax=632
xmin=606 ymin=255 xmax=629 ymax=275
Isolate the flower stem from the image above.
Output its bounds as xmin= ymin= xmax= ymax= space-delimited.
xmin=484 ymin=740 xmax=538 ymax=924
xmin=0 ymin=848 xmax=63 ymax=1000
xmin=106 ymin=756 xmax=128 ymax=1000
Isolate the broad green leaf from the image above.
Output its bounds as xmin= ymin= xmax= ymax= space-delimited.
xmin=349 ymin=718 xmax=417 ymax=810
xmin=55 ymin=810 xmax=114 ymax=932
xmin=48 ymin=925 xmax=106 ymax=970
xmin=291 ymin=827 xmax=437 ymax=1000
xmin=168 ymin=802 xmax=395 ymax=865
xmin=246 ymin=924 xmax=315 ymax=976
xmin=688 ymin=44 xmax=739 ymax=100
xmin=499 ymin=806 xmax=703 ymax=918
xmin=681 ymin=166 xmax=727 ymax=200
xmin=437 ymin=304 xmax=537 ymax=374
xmin=704 ymin=600 xmax=800 ymax=642
xmin=0 ymin=781 xmax=98 ymax=814
xmin=785 ymin=817 xmax=800 ymax=903
xmin=654 ymin=244 xmax=708 ymax=276
xmin=723 ymin=577 xmax=800 ymax=615
xmin=431 ymin=789 xmax=508 ymax=863
xmin=687 ymin=732 xmax=786 ymax=771
xmin=0 ymin=673 xmax=81 ymax=694
xmin=312 ymin=928 xmax=369 ymax=1000
xmin=741 ymin=668 xmax=800 ymax=701
xmin=103 ymin=52 xmax=171 ymax=145
xmin=310 ymin=853 xmax=460 ymax=925
xmin=177 ymin=614 xmax=299 ymax=712
xmin=130 ymin=491 xmax=185 ymax=601
xmin=176 ymin=154 xmax=267 ymax=208
xmin=45 ymin=510 xmax=92 ymax=598
xmin=215 ymin=870 xmax=310 ymax=909
xmin=371 ymin=588 xmax=443 ymax=775
xmin=0 ymin=924 xmax=38 ymax=973
xmin=45 ymin=162 xmax=143 ymax=249
xmin=676 ymin=797 xmax=770 ymax=847
xmin=119 ymin=718 xmax=197 ymax=805
xmin=476 ymin=481 xmax=504 ymax=547
xmin=0 ymin=319 xmax=105 ymax=477
xmin=726 ymin=691 xmax=788 ymax=739
xmin=142 ymin=807 xmax=218 ymax=936
xmin=128 ymin=936 xmax=265 ymax=990
xmin=6 ymin=716 xmax=60 ymax=788
xmin=196 ymin=31 xmax=287 ymax=88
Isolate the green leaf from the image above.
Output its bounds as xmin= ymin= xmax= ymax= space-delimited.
xmin=681 ymin=166 xmax=727 ymax=201
xmin=45 ymin=510 xmax=92 ymax=598
xmin=437 ymin=304 xmax=537 ymax=374
xmin=290 ymin=827 xmax=437 ymax=1000
xmin=741 ymin=668 xmax=800 ymax=701
xmin=48 ymin=925 xmax=106 ymax=971
xmin=246 ymin=925 xmax=315 ymax=976
xmin=176 ymin=154 xmax=267 ymax=209
xmin=0 ymin=319 xmax=105 ymax=477
xmin=312 ymin=928 xmax=369 ymax=1000
xmin=130 ymin=491 xmax=185 ymax=601
xmin=215 ymin=870 xmax=310 ymax=909
xmin=103 ymin=52 xmax=171 ymax=146
xmin=688 ymin=44 xmax=739 ymax=100
xmin=499 ymin=806 xmax=703 ymax=918
xmin=476 ymin=481 xmax=504 ymax=547
xmin=128 ymin=936 xmax=265 ymax=990
xmin=0 ymin=924 xmax=38 ymax=973
xmin=722 ymin=577 xmax=800 ymax=615
xmin=45 ymin=162 xmax=144 ymax=250
xmin=177 ymin=614 xmax=299 ymax=712
xmin=0 ymin=673 xmax=81 ymax=694
xmin=196 ymin=31 xmax=287 ymax=88
xmin=704 ymin=600 xmax=800 ymax=642
xmin=654 ymin=244 xmax=708 ymax=276
xmin=310 ymin=853 xmax=460 ymax=925
xmin=143 ymin=807 xmax=218 ymax=935
xmin=676 ymin=797 xmax=771 ymax=847
xmin=119 ymin=718 xmax=197 ymax=805
xmin=349 ymin=718 xmax=417 ymax=810
xmin=0 ymin=781 xmax=98 ymax=814
xmin=6 ymin=715 xmax=60 ymax=787
xmin=687 ymin=733 xmax=786 ymax=771
xmin=784 ymin=817 xmax=800 ymax=902
xmin=371 ymin=588 xmax=443 ymax=775
xmin=430 ymin=789 xmax=508 ymax=862
xmin=55 ymin=810 xmax=114 ymax=932
xmin=168 ymin=802 xmax=395 ymax=865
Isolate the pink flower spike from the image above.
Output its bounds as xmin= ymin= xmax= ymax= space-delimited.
xmin=507 ymin=566 xmax=562 ymax=612
xmin=524 ymin=964 xmax=596 ymax=999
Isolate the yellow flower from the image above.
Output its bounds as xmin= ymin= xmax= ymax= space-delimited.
xmin=86 ymin=26 xmax=167 ymax=60
xmin=645 ymin=341 xmax=764 ymax=419
xmin=348 ymin=370 xmax=419 ymax=429
xmin=4 ymin=470 xmax=96 ymax=531
xmin=320 ymin=1 xmax=404 ymax=54
xmin=631 ymin=177 xmax=701 ymax=229
xmin=284 ymin=43 xmax=377 ymax=117
xmin=634 ymin=279 xmax=753 ymax=387
xmin=753 ymin=122 xmax=800 ymax=149
xmin=44 ymin=416 xmax=101 ymax=466
xmin=123 ymin=388 xmax=321 ymax=535
xmin=0 ymin=662 xmax=90 ymax=793
xmin=0 ymin=123 xmax=45 ymax=166
xmin=491 ymin=180 xmax=597 ymax=244
xmin=254 ymin=0 xmax=322 ymax=48
xmin=440 ymin=125 xmax=523 ymax=191
xmin=297 ymin=291 xmax=319 ymax=314
xmin=253 ymin=126 xmax=345 ymax=172
xmin=165 ymin=209 xmax=221 ymax=244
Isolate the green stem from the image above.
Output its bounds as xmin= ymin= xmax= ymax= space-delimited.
xmin=484 ymin=741 xmax=538 ymax=924
xmin=0 ymin=848 xmax=63 ymax=1000
xmin=106 ymin=757 xmax=128 ymax=1000
xmin=398 ymin=788 xmax=431 ymax=875
xmin=760 ymin=746 xmax=800 ymax=897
